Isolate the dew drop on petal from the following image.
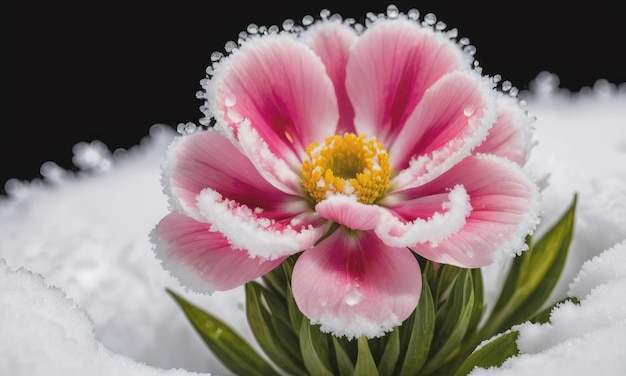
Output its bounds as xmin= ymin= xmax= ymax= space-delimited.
xmin=329 ymin=13 xmax=343 ymax=22
xmin=343 ymin=17 xmax=355 ymax=25
xmin=302 ymin=15 xmax=314 ymax=26
xmin=459 ymin=37 xmax=470 ymax=46
xmin=493 ymin=74 xmax=502 ymax=83
xmin=424 ymin=12 xmax=437 ymax=25
xmin=247 ymin=23 xmax=258 ymax=34
xmin=185 ymin=122 xmax=197 ymax=134
xmin=282 ymin=18 xmax=294 ymax=31
xmin=464 ymin=105 xmax=476 ymax=117
xmin=320 ymin=9 xmax=330 ymax=19
xmin=386 ymin=4 xmax=399 ymax=18
xmin=210 ymin=51 xmax=223 ymax=62
xmin=268 ymin=25 xmax=279 ymax=34
xmin=238 ymin=31 xmax=248 ymax=40
xmin=224 ymin=40 xmax=237 ymax=53
xmin=344 ymin=286 xmax=363 ymax=306
xmin=205 ymin=66 xmax=214 ymax=75
xmin=407 ymin=8 xmax=420 ymax=20
xmin=435 ymin=21 xmax=447 ymax=30
xmin=463 ymin=45 xmax=477 ymax=56
xmin=502 ymin=80 xmax=512 ymax=91
xmin=509 ymin=87 xmax=519 ymax=97
xmin=258 ymin=25 xmax=267 ymax=34
xmin=176 ymin=123 xmax=186 ymax=134
xmin=224 ymin=93 xmax=237 ymax=107
xmin=446 ymin=28 xmax=458 ymax=38
xmin=195 ymin=90 xmax=205 ymax=99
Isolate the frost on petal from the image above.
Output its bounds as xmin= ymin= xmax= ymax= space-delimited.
xmin=152 ymin=212 xmax=285 ymax=292
xmin=376 ymin=184 xmax=472 ymax=248
xmin=386 ymin=155 xmax=541 ymax=268
xmin=206 ymin=34 xmax=339 ymax=168
xmin=389 ymin=71 xmax=497 ymax=190
xmin=161 ymin=129 xmax=301 ymax=219
xmin=292 ymin=229 xmax=421 ymax=339
xmin=315 ymin=195 xmax=384 ymax=231
xmin=474 ymin=93 xmax=536 ymax=166
xmin=197 ymin=188 xmax=328 ymax=260
xmin=302 ymin=20 xmax=358 ymax=133
xmin=346 ymin=18 xmax=467 ymax=146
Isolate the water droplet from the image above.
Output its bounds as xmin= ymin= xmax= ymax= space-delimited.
xmin=492 ymin=74 xmax=502 ymax=83
xmin=195 ymin=90 xmax=205 ymax=99
xmin=424 ymin=13 xmax=437 ymax=25
xmin=177 ymin=123 xmax=186 ymax=134
xmin=463 ymin=105 xmax=476 ymax=116
xmin=258 ymin=25 xmax=267 ymax=34
xmin=268 ymin=25 xmax=279 ymax=34
xmin=354 ymin=23 xmax=365 ymax=33
xmin=344 ymin=287 xmax=363 ymax=306
xmin=435 ymin=21 xmax=447 ymax=30
xmin=343 ymin=17 xmax=355 ymax=25
xmin=459 ymin=37 xmax=470 ymax=46
xmin=184 ymin=122 xmax=197 ymax=134
xmin=366 ymin=12 xmax=377 ymax=22
xmin=210 ymin=51 xmax=223 ymax=62
xmin=502 ymin=80 xmax=512 ymax=91
xmin=282 ymin=18 xmax=294 ymax=31
xmin=224 ymin=93 xmax=237 ymax=107
xmin=198 ymin=117 xmax=210 ymax=126
xmin=329 ymin=13 xmax=342 ymax=22
xmin=463 ymin=45 xmax=477 ymax=56
xmin=247 ymin=23 xmax=258 ymax=34
xmin=407 ymin=8 xmax=420 ymax=20
xmin=509 ymin=87 xmax=519 ymax=97
xmin=320 ymin=9 xmax=330 ymax=19
xmin=302 ymin=15 xmax=314 ymax=26
xmin=224 ymin=40 xmax=237 ymax=53
xmin=238 ymin=31 xmax=248 ymax=40
xmin=446 ymin=28 xmax=458 ymax=38
xmin=386 ymin=4 xmax=399 ymax=18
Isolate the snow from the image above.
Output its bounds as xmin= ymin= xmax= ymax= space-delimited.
xmin=1 ymin=74 xmax=625 ymax=375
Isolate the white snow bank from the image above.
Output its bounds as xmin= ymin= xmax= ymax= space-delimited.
xmin=0 ymin=259 xmax=210 ymax=376
xmin=0 ymin=75 xmax=625 ymax=375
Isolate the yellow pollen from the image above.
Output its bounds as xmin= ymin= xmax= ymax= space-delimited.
xmin=301 ymin=133 xmax=390 ymax=205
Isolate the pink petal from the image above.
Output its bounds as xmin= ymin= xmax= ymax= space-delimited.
xmin=376 ymin=185 xmax=472 ymax=248
xmin=385 ymin=155 xmax=541 ymax=268
xmin=389 ymin=71 xmax=497 ymax=190
xmin=315 ymin=196 xmax=383 ymax=231
xmin=474 ymin=93 xmax=535 ymax=165
xmin=303 ymin=21 xmax=357 ymax=134
xmin=162 ymin=129 xmax=301 ymax=220
xmin=292 ymin=229 xmax=421 ymax=339
xmin=346 ymin=19 xmax=466 ymax=146
xmin=197 ymin=188 xmax=329 ymax=260
xmin=152 ymin=212 xmax=285 ymax=292
xmin=208 ymin=34 xmax=339 ymax=168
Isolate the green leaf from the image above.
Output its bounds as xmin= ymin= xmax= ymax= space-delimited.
xmin=422 ymin=268 xmax=475 ymax=374
xmin=397 ymin=273 xmax=436 ymax=375
xmin=433 ymin=264 xmax=463 ymax=308
xmin=354 ymin=336 xmax=380 ymax=376
xmin=452 ymin=331 xmax=519 ymax=376
xmin=377 ymin=327 xmax=400 ymax=375
xmin=245 ymin=282 xmax=306 ymax=375
xmin=299 ymin=318 xmax=334 ymax=376
xmin=166 ymin=289 xmax=280 ymax=376
xmin=484 ymin=194 xmax=577 ymax=338
xmin=332 ymin=337 xmax=355 ymax=376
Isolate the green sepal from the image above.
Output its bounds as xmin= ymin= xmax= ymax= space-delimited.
xmin=486 ymin=194 xmax=577 ymax=336
xmin=422 ymin=268 xmax=475 ymax=374
xmin=332 ymin=337 xmax=356 ymax=376
xmin=452 ymin=330 xmax=520 ymax=376
xmin=397 ymin=273 xmax=436 ymax=375
xmin=245 ymin=282 xmax=306 ymax=375
xmin=299 ymin=318 xmax=334 ymax=376
xmin=376 ymin=327 xmax=400 ymax=375
xmin=354 ymin=336 xmax=380 ymax=376
xmin=166 ymin=289 xmax=280 ymax=376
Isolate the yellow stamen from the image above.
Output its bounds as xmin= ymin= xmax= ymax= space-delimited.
xmin=301 ymin=133 xmax=390 ymax=205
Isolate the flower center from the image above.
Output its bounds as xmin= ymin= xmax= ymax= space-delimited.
xmin=301 ymin=133 xmax=390 ymax=205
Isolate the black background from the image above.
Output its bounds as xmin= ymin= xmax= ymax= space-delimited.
xmin=4 ymin=1 xmax=625 ymax=194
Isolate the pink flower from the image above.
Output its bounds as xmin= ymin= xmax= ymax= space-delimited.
xmin=151 ymin=10 xmax=540 ymax=339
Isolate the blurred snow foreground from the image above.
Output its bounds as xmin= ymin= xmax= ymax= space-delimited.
xmin=1 ymin=73 xmax=625 ymax=376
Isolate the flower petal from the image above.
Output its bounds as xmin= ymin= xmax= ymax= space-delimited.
xmin=474 ymin=93 xmax=535 ymax=165
xmin=197 ymin=188 xmax=329 ymax=260
xmin=346 ymin=18 xmax=467 ymax=146
xmin=303 ymin=21 xmax=357 ymax=134
xmin=292 ymin=229 xmax=421 ymax=339
xmin=151 ymin=212 xmax=285 ymax=292
xmin=208 ymin=34 xmax=339 ymax=168
xmin=161 ymin=129 xmax=301 ymax=220
xmin=389 ymin=71 xmax=497 ymax=189
xmin=315 ymin=195 xmax=383 ymax=231
xmin=376 ymin=185 xmax=472 ymax=248
xmin=385 ymin=155 xmax=541 ymax=267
